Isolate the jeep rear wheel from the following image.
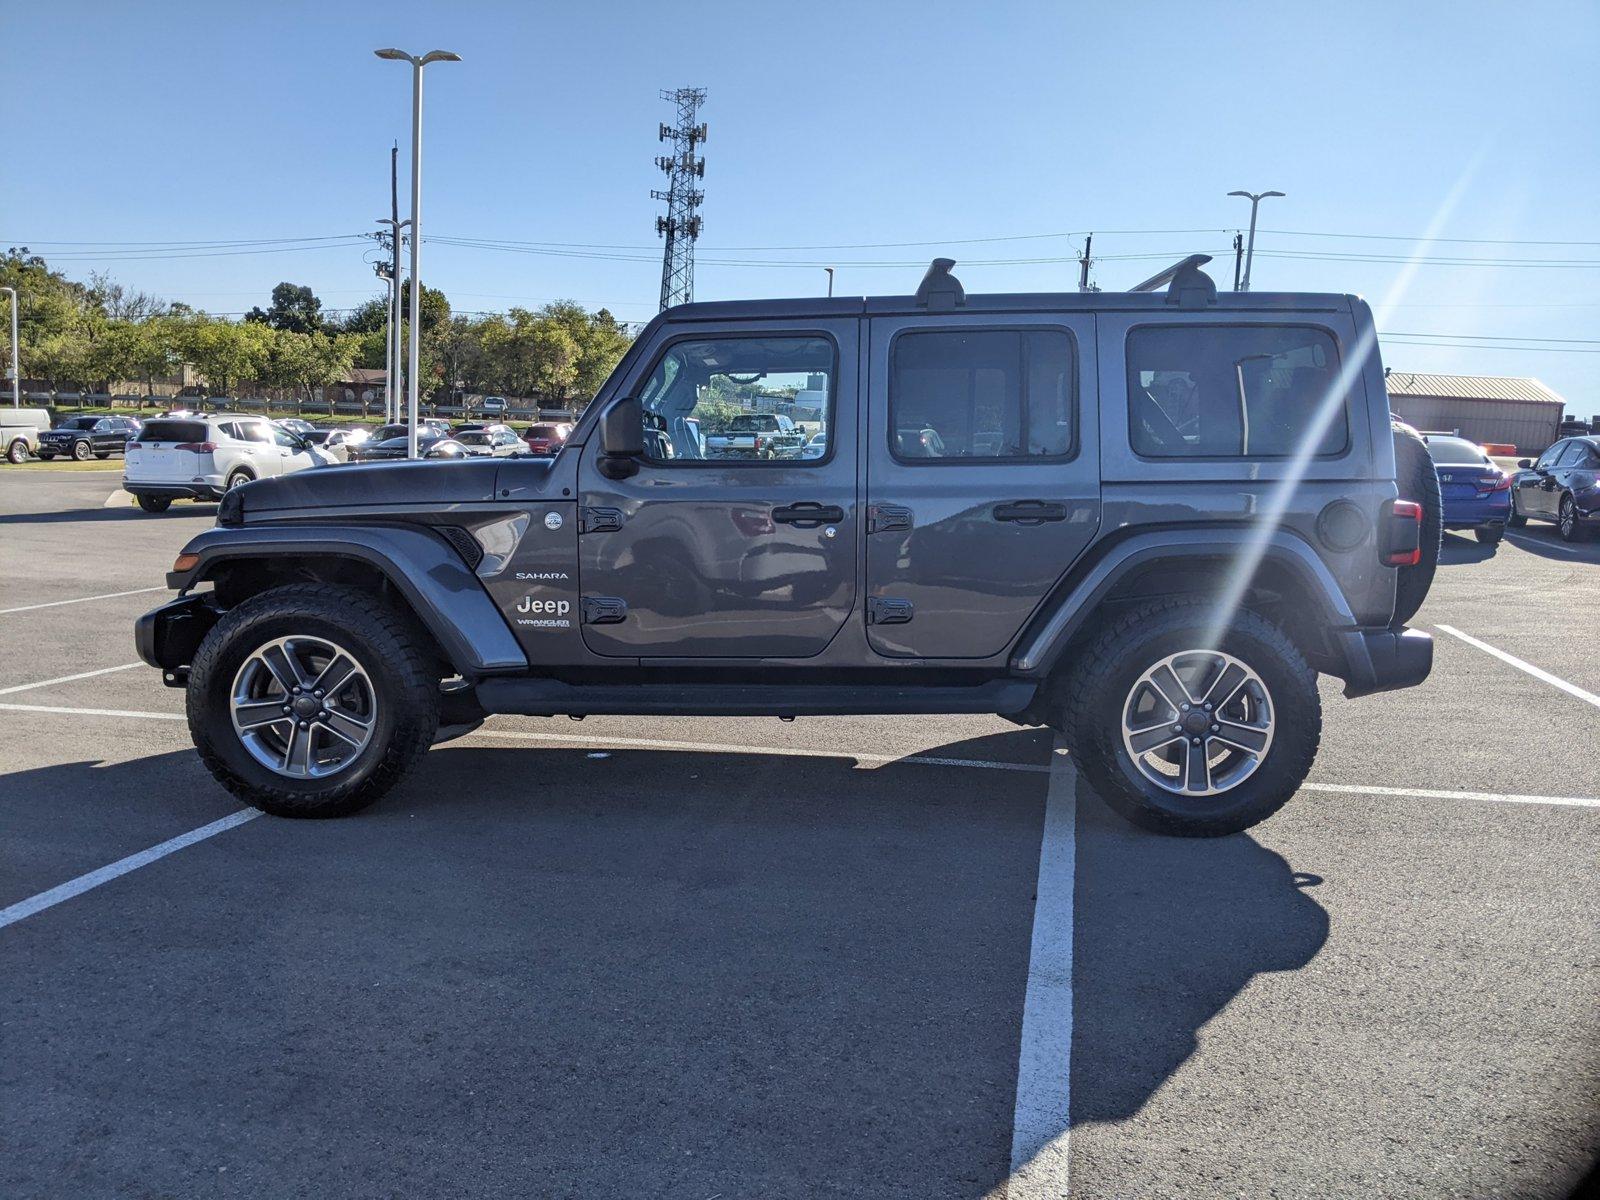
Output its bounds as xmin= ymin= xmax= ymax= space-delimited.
xmin=1058 ymin=599 xmax=1321 ymax=837
xmin=187 ymin=583 xmax=439 ymax=818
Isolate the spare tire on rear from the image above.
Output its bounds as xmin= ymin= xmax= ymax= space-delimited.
xmin=1391 ymin=423 xmax=1441 ymax=626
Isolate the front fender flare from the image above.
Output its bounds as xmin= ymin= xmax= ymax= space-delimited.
xmin=1010 ymin=528 xmax=1358 ymax=677
xmin=169 ymin=524 xmax=528 ymax=676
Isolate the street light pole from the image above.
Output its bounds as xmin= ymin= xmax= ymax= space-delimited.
xmin=376 ymin=47 xmax=461 ymax=459
xmin=824 ymin=267 xmax=834 ymax=298
xmin=0 ymin=286 xmax=19 ymax=407
xmin=1227 ymin=189 xmax=1284 ymax=292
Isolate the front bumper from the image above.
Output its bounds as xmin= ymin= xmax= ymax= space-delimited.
xmin=134 ymin=593 xmax=222 ymax=685
xmin=1337 ymin=627 xmax=1434 ymax=698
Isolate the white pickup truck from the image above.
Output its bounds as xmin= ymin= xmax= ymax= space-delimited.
xmin=1 ymin=408 xmax=53 ymax=464
xmin=703 ymin=413 xmax=806 ymax=460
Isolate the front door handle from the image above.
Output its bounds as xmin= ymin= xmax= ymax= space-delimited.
xmin=772 ymin=502 xmax=844 ymax=526
xmin=994 ymin=500 xmax=1067 ymax=524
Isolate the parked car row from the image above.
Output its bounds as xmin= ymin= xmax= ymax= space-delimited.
xmin=1421 ymin=430 xmax=1598 ymax=544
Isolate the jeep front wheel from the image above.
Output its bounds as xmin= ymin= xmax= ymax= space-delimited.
xmin=187 ymin=583 xmax=439 ymax=818
xmin=1058 ymin=600 xmax=1321 ymax=837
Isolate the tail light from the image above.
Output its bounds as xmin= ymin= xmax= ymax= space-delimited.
xmin=175 ymin=441 xmax=218 ymax=453
xmin=1475 ymin=473 xmax=1512 ymax=493
xmin=1384 ymin=499 xmax=1423 ymax=566
xmin=756 ymin=436 xmax=769 ymax=452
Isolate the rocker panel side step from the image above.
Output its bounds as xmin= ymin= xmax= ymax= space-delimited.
xmin=474 ymin=677 xmax=1038 ymax=718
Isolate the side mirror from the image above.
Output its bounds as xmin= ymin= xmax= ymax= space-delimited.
xmin=1517 ymin=459 xmax=1532 ymax=469
xmin=600 ymin=397 xmax=644 ymax=456
xmin=598 ymin=398 xmax=644 ymax=479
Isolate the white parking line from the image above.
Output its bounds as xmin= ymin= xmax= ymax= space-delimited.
xmin=0 ymin=662 xmax=143 ymax=696
xmin=1303 ymin=782 xmax=1599 ymax=809
xmin=0 ymin=809 xmax=259 ymax=931
xmin=1435 ymin=624 xmax=1600 ymax=711
xmin=0 ymin=701 xmax=183 ymax=720
xmin=1504 ymin=531 xmax=1589 ymax=558
xmin=1008 ymin=742 xmax=1077 ymax=1196
xmin=2 ymin=699 xmax=1597 ymax=809
xmin=0 ymin=586 xmax=165 ymax=616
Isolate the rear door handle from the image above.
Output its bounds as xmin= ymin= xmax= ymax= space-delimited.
xmin=772 ymin=502 xmax=844 ymax=526
xmin=994 ymin=500 xmax=1067 ymax=524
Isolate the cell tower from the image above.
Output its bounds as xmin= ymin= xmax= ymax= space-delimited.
xmin=653 ymin=87 xmax=707 ymax=311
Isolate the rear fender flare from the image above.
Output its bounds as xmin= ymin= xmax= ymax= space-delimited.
xmin=1010 ymin=528 xmax=1356 ymax=676
xmin=171 ymin=524 xmax=527 ymax=675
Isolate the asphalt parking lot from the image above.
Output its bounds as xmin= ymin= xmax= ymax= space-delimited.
xmin=2 ymin=470 xmax=1596 ymax=1200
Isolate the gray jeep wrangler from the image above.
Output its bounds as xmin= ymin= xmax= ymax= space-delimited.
xmin=136 ymin=256 xmax=1438 ymax=837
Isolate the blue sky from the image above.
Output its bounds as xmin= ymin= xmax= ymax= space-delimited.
xmin=7 ymin=0 xmax=1597 ymax=411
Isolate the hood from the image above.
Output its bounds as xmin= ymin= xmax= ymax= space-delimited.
xmin=237 ymin=459 xmax=507 ymax=514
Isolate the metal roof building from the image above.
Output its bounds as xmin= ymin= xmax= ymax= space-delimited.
xmin=1384 ymin=371 xmax=1567 ymax=454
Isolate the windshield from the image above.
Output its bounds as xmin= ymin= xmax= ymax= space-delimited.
xmin=455 ymin=432 xmax=491 ymax=446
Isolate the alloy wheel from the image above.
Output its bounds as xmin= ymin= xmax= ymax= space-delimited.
xmin=230 ymin=635 xmax=377 ymax=779
xmin=1120 ymin=649 xmax=1275 ymax=797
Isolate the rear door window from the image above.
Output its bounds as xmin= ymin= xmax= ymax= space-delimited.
xmin=888 ymin=328 xmax=1075 ymax=462
xmin=1127 ymin=325 xmax=1348 ymax=458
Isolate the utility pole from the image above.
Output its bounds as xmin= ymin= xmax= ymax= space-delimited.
xmin=1231 ymin=232 xmax=1244 ymax=292
xmin=387 ymin=142 xmax=404 ymax=423
xmin=1227 ymin=189 xmax=1284 ymax=292
xmin=1077 ymin=234 xmax=1095 ymax=293
xmin=0 ymin=286 xmax=18 ymax=407
xmin=371 ymin=145 xmax=408 ymax=423
xmin=653 ymin=87 xmax=707 ymax=312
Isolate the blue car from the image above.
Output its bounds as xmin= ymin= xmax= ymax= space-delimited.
xmin=1425 ymin=434 xmax=1511 ymax=544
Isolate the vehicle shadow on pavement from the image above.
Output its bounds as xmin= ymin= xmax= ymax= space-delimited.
xmin=1070 ymin=790 xmax=1330 ymax=1126
xmin=1438 ymin=531 xmax=1498 ymax=565
xmin=4 ymin=735 xmax=1328 ymax=1199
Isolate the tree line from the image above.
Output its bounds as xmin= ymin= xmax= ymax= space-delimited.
xmin=0 ymin=249 xmax=634 ymax=406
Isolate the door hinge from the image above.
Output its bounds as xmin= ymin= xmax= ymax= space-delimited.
xmin=866 ymin=503 xmax=913 ymax=534
xmin=866 ymin=596 xmax=914 ymax=625
xmin=580 ymin=595 xmax=628 ymax=625
xmin=580 ymin=506 xmax=624 ymax=534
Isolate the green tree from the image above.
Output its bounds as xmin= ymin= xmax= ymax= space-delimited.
xmin=245 ymin=282 xmax=325 ymax=335
xmin=399 ymin=281 xmax=450 ymax=332
xmin=536 ymin=302 xmax=633 ymax=401
xmin=264 ymin=329 xmax=359 ymax=401
xmin=181 ymin=317 xmax=274 ymax=396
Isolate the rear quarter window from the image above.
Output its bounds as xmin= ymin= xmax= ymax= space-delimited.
xmin=1127 ymin=324 xmax=1349 ymax=459
xmin=138 ymin=420 xmax=209 ymax=443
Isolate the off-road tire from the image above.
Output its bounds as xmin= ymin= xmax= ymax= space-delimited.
xmin=1392 ymin=425 xmax=1442 ymax=626
xmin=1056 ymin=598 xmax=1321 ymax=838
xmin=1475 ymin=524 xmax=1504 ymax=545
xmin=6 ymin=439 xmax=27 ymax=464
xmin=72 ymin=440 xmax=93 ymax=461
xmin=1506 ymin=494 xmax=1527 ymax=527
xmin=136 ymin=495 xmax=172 ymax=514
xmin=187 ymin=583 xmax=439 ymax=818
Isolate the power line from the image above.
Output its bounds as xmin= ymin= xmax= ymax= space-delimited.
xmin=1380 ymin=339 xmax=1600 ymax=354
xmin=1380 ymin=331 xmax=1600 ymax=344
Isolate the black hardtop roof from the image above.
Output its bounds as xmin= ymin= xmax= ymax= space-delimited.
xmin=664 ymin=289 xmax=1356 ymax=322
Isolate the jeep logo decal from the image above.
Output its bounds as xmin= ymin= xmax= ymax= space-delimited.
xmin=516 ymin=596 xmax=571 ymax=616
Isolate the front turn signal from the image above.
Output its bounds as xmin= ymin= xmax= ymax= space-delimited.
xmin=172 ymin=553 xmax=200 ymax=574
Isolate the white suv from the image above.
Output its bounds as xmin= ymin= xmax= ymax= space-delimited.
xmin=123 ymin=414 xmax=334 ymax=513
